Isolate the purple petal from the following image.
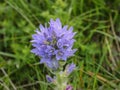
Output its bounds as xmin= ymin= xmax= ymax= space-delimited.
xmin=39 ymin=24 xmax=46 ymax=32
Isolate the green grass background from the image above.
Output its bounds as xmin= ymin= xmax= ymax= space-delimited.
xmin=0 ymin=0 xmax=120 ymax=90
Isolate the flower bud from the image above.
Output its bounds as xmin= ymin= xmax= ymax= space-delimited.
xmin=65 ymin=63 xmax=76 ymax=75
xmin=46 ymin=75 xmax=53 ymax=83
xmin=66 ymin=85 xmax=73 ymax=90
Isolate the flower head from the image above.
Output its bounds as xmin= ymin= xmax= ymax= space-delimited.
xmin=31 ymin=18 xmax=76 ymax=69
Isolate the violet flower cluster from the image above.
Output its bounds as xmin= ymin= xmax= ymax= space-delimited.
xmin=31 ymin=18 xmax=76 ymax=70
xmin=31 ymin=18 xmax=76 ymax=90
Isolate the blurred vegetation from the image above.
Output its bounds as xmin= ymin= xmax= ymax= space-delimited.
xmin=0 ymin=0 xmax=120 ymax=90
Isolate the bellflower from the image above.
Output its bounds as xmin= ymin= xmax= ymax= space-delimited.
xmin=31 ymin=18 xmax=76 ymax=69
